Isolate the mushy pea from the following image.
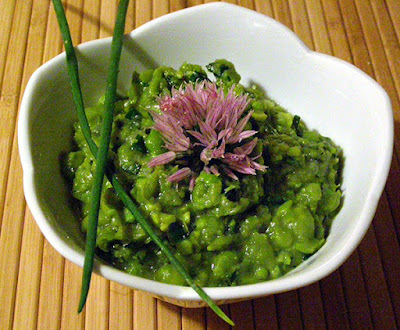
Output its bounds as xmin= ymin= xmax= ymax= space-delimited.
xmin=63 ymin=59 xmax=343 ymax=287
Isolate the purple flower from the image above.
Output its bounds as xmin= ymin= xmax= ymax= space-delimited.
xmin=148 ymin=81 xmax=267 ymax=185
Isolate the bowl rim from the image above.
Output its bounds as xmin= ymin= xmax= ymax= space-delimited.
xmin=18 ymin=2 xmax=394 ymax=301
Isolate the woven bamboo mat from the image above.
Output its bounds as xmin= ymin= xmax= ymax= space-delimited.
xmin=1 ymin=0 xmax=400 ymax=328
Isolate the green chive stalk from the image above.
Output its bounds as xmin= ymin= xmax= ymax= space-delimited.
xmin=51 ymin=0 xmax=97 ymax=154
xmin=77 ymin=0 xmax=130 ymax=312
xmin=51 ymin=0 xmax=234 ymax=326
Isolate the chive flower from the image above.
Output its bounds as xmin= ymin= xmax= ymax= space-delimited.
xmin=148 ymin=81 xmax=267 ymax=186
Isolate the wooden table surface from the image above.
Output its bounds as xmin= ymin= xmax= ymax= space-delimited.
xmin=1 ymin=0 xmax=400 ymax=329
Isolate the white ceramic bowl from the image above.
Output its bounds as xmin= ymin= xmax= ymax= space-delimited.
xmin=19 ymin=3 xmax=393 ymax=306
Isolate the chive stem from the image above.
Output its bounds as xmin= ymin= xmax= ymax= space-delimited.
xmin=51 ymin=0 xmax=234 ymax=326
xmin=77 ymin=0 xmax=130 ymax=312
xmin=51 ymin=0 xmax=97 ymax=155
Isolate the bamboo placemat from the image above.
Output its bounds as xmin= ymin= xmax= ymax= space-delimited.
xmin=1 ymin=0 xmax=399 ymax=328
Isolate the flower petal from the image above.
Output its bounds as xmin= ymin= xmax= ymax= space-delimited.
xmin=217 ymin=128 xmax=232 ymax=141
xmin=237 ymin=130 xmax=258 ymax=141
xmin=198 ymin=120 xmax=218 ymax=142
xmin=189 ymin=173 xmax=197 ymax=191
xmin=226 ymin=111 xmax=253 ymax=144
xmin=227 ymin=161 xmax=257 ymax=175
xmin=211 ymin=139 xmax=226 ymax=159
xmin=250 ymin=160 xmax=268 ymax=172
xmin=233 ymin=138 xmax=258 ymax=156
xmin=187 ymin=130 xmax=210 ymax=146
xmin=148 ymin=151 xmax=176 ymax=167
xmin=210 ymin=165 xmax=220 ymax=176
xmin=168 ymin=167 xmax=192 ymax=183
